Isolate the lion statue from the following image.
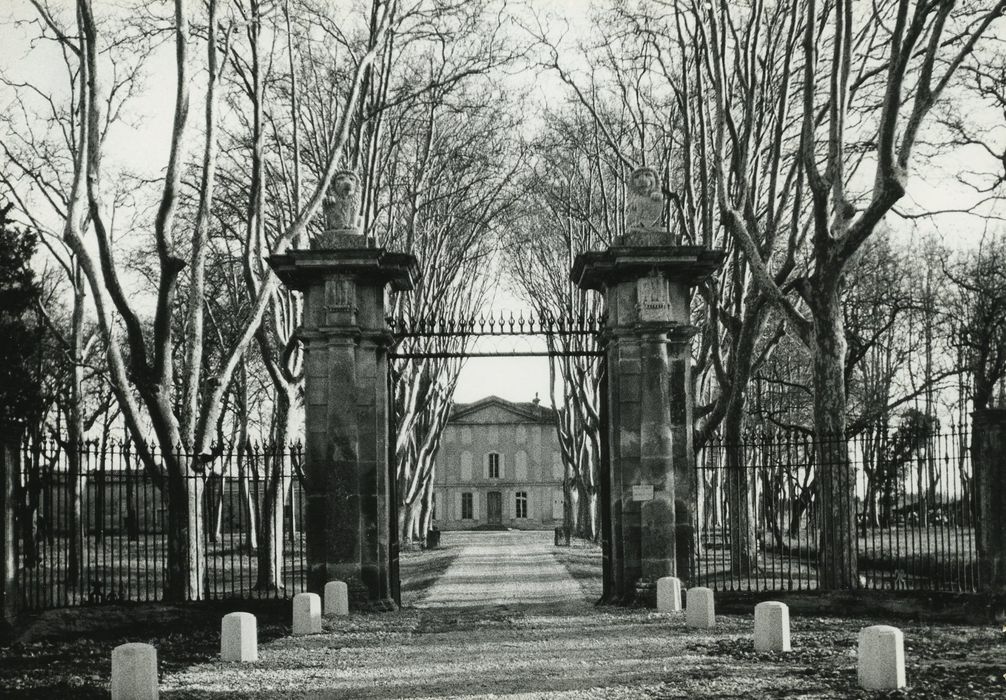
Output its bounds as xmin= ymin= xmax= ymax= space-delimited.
xmin=625 ymin=166 xmax=664 ymax=232
xmin=323 ymin=170 xmax=361 ymax=233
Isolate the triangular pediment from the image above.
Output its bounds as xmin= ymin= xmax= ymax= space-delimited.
xmin=450 ymin=395 xmax=554 ymax=424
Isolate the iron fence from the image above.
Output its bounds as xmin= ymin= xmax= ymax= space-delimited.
xmin=13 ymin=438 xmax=307 ymax=612
xmin=691 ymin=424 xmax=979 ymax=593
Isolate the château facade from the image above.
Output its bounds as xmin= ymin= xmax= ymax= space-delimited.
xmin=433 ymin=396 xmax=565 ymax=530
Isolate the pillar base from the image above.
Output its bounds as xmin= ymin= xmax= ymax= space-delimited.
xmin=633 ymin=578 xmax=657 ymax=608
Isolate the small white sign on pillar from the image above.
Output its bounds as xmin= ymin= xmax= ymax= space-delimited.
xmin=324 ymin=580 xmax=349 ymax=616
xmin=656 ymin=576 xmax=682 ymax=612
xmin=292 ymin=592 xmax=322 ymax=635
xmin=111 ymin=642 xmax=158 ymax=700
xmin=221 ymin=612 xmax=258 ymax=662
xmin=754 ymin=601 xmax=791 ymax=652
xmin=685 ymin=587 xmax=715 ymax=628
xmin=632 ymin=484 xmax=654 ymax=502
xmin=858 ymin=625 xmax=906 ymax=691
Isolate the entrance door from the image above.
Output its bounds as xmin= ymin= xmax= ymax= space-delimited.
xmin=487 ymin=491 xmax=503 ymax=527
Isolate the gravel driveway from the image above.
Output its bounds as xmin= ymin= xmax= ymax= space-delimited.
xmin=416 ymin=531 xmax=586 ymax=608
xmin=151 ymin=530 xmax=1003 ymax=699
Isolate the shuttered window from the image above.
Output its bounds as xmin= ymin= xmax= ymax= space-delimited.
xmin=462 ymin=492 xmax=473 ymax=519
xmin=514 ymin=450 xmax=528 ymax=481
xmin=552 ymin=452 xmax=563 ymax=479
xmin=488 ymin=452 xmax=501 ymax=479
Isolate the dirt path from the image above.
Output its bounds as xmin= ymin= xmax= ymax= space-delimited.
xmin=416 ymin=531 xmax=586 ymax=608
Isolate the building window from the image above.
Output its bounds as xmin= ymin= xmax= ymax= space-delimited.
xmin=515 ymin=491 xmax=528 ymax=519
xmin=514 ymin=450 xmax=528 ymax=481
xmin=488 ymin=453 xmax=500 ymax=479
xmin=462 ymin=492 xmax=473 ymax=519
xmin=461 ymin=451 xmax=473 ymax=481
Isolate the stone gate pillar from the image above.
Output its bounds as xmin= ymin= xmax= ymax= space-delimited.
xmin=973 ymin=408 xmax=1006 ymax=590
xmin=572 ymin=167 xmax=723 ymax=604
xmin=268 ymin=171 xmax=417 ymax=609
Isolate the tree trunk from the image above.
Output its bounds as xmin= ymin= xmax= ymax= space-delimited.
xmin=208 ymin=473 xmax=224 ymax=543
xmin=238 ymin=442 xmax=258 ymax=553
xmin=255 ymin=392 xmax=297 ymax=591
xmin=66 ymin=268 xmax=86 ymax=583
xmin=811 ymin=278 xmax=858 ymax=589
xmin=124 ymin=448 xmax=138 ymax=540
xmin=724 ymin=404 xmax=755 ymax=575
xmin=575 ymin=478 xmax=591 ymax=539
xmin=254 ymin=445 xmax=287 ymax=591
xmin=398 ymin=499 xmax=421 ymax=550
xmin=20 ymin=443 xmax=40 ymax=569
xmin=418 ymin=478 xmax=434 ymax=544
xmin=66 ymin=436 xmax=82 ymax=585
xmin=164 ymin=468 xmax=205 ymax=601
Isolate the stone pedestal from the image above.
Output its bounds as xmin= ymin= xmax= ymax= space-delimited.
xmin=754 ymin=601 xmax=791 ymax=652
xmin=269 ymin=248 xmax=417 ymax=609
xmin=656 ymin=576 xmax=682 ymax=612
xmin=292 ymin=592 xmax=322 ymax=635
xmin=221 ymin=612 xmax=257 ymax=662
xmin=685 ymin=586 xmax=715 ymax=628
xmin=324 ymin=580 xmax=349 ymax=615
xmin=573 ymin=244 xmax=723 ymax=603
xmin=111 ymin=642 xmax=158 ymax=699
xmin=973 ymin=409 xmax=1006 ymax=590
xmin=857 ymin=625 xmax=906 ymax=691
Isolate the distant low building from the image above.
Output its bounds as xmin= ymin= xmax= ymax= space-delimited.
xmin=433 ymin=395 xmax=565 ymax=530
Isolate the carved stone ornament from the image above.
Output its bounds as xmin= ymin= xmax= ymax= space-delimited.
xmin=325 ymin=278 xmax=355 ymax=312
xmin=637 ymin=273 xmax=673 ymax=322
xmin=322 ymin=170 xmax=362 ymax=233
xmin=625 ymin=166 xmax=665 ymax=233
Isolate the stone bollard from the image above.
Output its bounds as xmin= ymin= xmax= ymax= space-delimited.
xmin=111 ymin=642 xmax=158 ymax=700
xmin=656 ymin=576 xmax=682 ymax=612
xmin=324 ymin=581 xmax=349 ymax=616
xmin=754 ymin=601 xmax=791 ymax=652
xmin=685 ymin=587 xmax=715 ymax=628
xmin=858 ymin=625 xmax=906 ymax=691
xmin=221 ymin=612 xmax=257 ymax=662
xmin=292 ymin=592 xmax=322 ymax=635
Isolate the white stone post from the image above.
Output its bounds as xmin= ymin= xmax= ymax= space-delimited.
xmin=858 ymin=625 xmax=906 ymax=691
xmin=685 ymin=587 xmax=715 ymax=628
xmin=111 ymin=642 xmax=158 ymax=700
xmin=656 ymin=576 xmax=682 ymax=612
xmin=754 ymin=601 xmax=791 ymax=652
xmin=292 ymin=592 xmax=322 ymax=635
xmin=221 ymin=612 xmax=258 ymax=662
xmin=324 ymin=580 xmax=349 ymax=616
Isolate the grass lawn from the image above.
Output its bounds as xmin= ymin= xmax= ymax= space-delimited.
xmin=17 ymin=532 xmax=308 ymax=610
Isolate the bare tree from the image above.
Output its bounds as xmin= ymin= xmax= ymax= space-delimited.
xmin=2 ymin=0 xmax=400 ymax=600
xmin=692 ymin=0 xmax=1005 ymax=588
